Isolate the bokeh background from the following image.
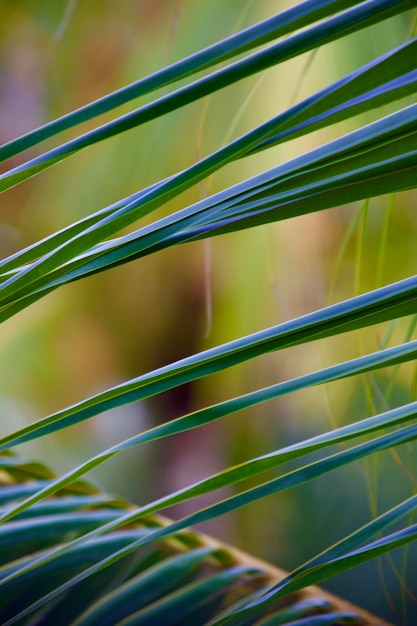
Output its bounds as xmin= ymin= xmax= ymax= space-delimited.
xmin=1 ymin=0 xmax=417 ymax=622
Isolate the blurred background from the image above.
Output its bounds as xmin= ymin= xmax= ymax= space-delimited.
xmin=0 ymin=0 xmax=417 ymax=622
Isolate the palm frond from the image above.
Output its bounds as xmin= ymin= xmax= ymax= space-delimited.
xmin=0 ymin=454 xmax=389 ymax=626
xmin=0 ymin=0 xmax=416 ymax=623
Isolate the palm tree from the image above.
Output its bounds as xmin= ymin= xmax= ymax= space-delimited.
xmin=0 ymin=0 xmax=416 ymax=623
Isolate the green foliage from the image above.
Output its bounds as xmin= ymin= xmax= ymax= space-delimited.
xmin=1 ymin=0 xmax=417 ymax=623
